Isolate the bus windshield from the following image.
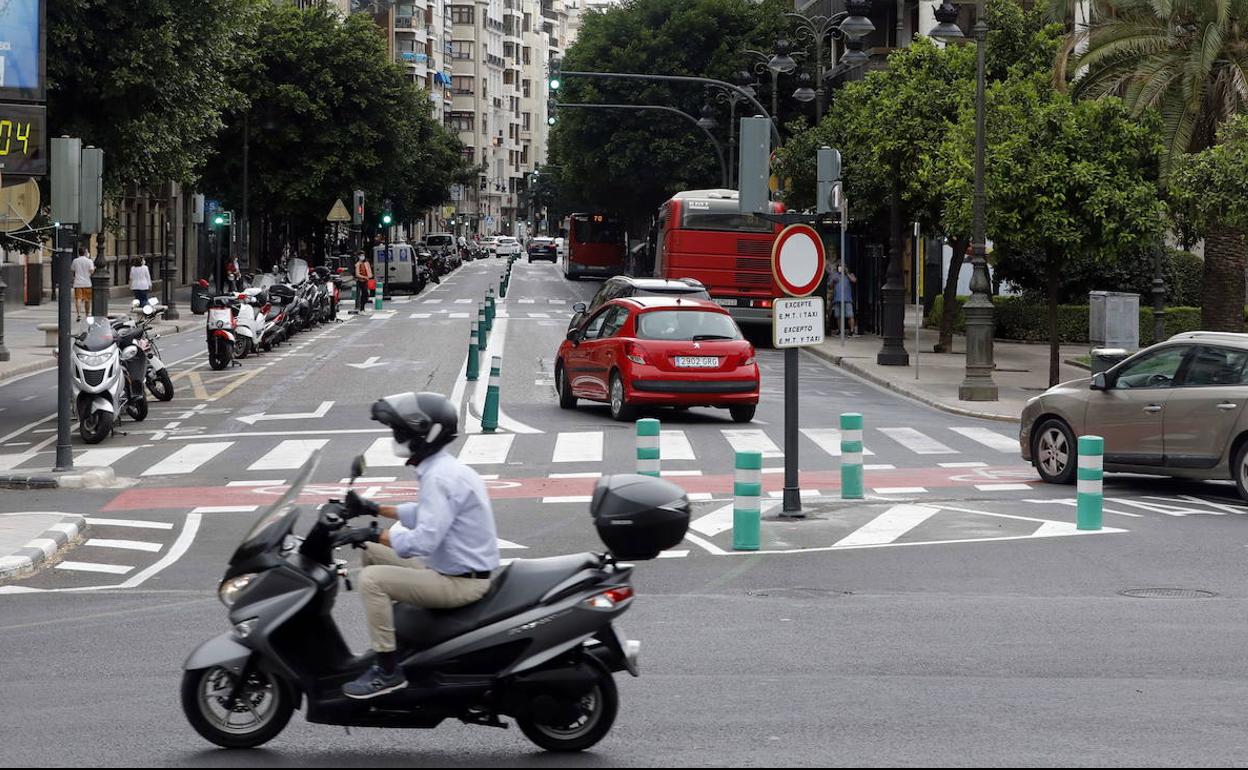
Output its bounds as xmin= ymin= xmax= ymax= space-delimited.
xmin=573 ymin=216 xmax=623 ymax=244
xmin=680 ymin=199 xmax=773 ymax=233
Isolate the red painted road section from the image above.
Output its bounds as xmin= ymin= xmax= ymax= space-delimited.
xmin=101 ymin=465 xmax=1041 ymax=512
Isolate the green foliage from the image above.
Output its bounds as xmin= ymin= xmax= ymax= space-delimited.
xmin=1169 ymin=115 xmax=1248 ymax=238
xmin=48 ymin=0 xmax=259 ymax=192
xmin=926 ymin=296 xmax=1226 ymax=345
xmin=547 ymin=0 xmax=786 ymax=225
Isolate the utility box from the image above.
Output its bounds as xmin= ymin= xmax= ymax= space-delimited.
xmin=1089 ymin=291 xmax=1139 ymax=353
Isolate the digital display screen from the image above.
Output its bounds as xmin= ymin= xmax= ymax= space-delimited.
xmin=0 ymin=103 xmax=45 ymax=175
xmin=0 ymin=0 xmax=43 ymax=102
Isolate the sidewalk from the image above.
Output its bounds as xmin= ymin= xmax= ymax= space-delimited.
xmin=0 ymin=512 xmax=87 ymax=581
xmin=808 ymin=309 xmax=1089 ymax=423
xmin=0 ymin=287 xmax=199 ymax=383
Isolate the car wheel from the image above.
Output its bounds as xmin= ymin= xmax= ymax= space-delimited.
xmin=609 ymin=372 xmax=636 ymax=422
xmin=556 ymin=363 xmax=577 ymax=410
xmin=1233 ymin=441 xmax=1248 ymax=502
xmin=1033 ymin=418 xmax=1076 ymax=484
xmin=729 ymin=405 xmax=756 ymax=423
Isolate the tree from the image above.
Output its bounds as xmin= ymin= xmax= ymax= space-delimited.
xmin=48 ymin=0 xmax=259 ymax=193
xmin=1063 ymin=0 xmax=1248 ymax=329
xmin=547 ymin=0 xmax=787 ymax=229
xmin=944 ymin=76 xmax=1164 ymax=385
xmin=1169 ymin=115 xmax=1248 ymax=330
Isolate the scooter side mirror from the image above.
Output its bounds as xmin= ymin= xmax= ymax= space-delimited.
xmin=349 ymin=455 xmax=366 ymax=484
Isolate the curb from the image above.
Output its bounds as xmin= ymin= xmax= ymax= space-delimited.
xmin=0 ymin=466 xmax=116 ymax=490
xmin=0 ymin=513 xmax=88 ymax=581
xmin=805 ymin=346 xmax=1022 ymax=424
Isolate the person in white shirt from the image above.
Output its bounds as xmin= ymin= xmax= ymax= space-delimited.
xmin=129 ymin=257 xmax=153 ymax=306
xmin=71 ymin=247 xmax=95 ymax=321
xmin=340 ymin=392 xmax=499 ymax=700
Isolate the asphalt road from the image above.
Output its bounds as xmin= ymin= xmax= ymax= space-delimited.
xmin=3 ymin=258 xmax=1248 ymax=766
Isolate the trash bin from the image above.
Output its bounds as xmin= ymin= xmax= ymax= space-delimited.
xmin=1090 ymin=347 xmax=1130 ymax=375
xmin=191 ymin=281 xmax=211 ymax=315
xmin=22 ymin=262 xmax=40 ymax=305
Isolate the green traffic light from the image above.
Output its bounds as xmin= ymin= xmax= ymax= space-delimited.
xmin=213 ymin=215 xmax=225 ymax=225
xmin=382 ymin=214 xmax=393 ymax=225
xmin=547 ymin=116 xmax=557 ymax=126
xmin=549 ymin=77 xmax=561 ymax=91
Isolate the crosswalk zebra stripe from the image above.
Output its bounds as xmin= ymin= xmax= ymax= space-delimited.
xmin=878 ymin=428 xmax=957 ymax=455
xmin=660 ymin=430 xmax=696 ymax=461
xmin=85 ymin=538 xmax=162 ymax=553
xmin=459 ymin=434 xmax=516 ymax=465
xmin=56 ymin=561 xmax=133 ymax=575
xmin=800 ymin=428 xmax=876 ymax=457
xmin=722 ymin=429 xmax=783 ymax=458
xmin=553 ymin=431 xmax=604 ymax=463
xmin=76 ymin=447 xmax=140 ymax=468
xmin=364 ymin=437 xmax=408 ymax=468
xmin=248 ymin=439 xmax=329 ymax=471
xmin=409 ymin=313 xmax=432 ymax=319
xmin=424 ymin=299 xmax=444 ymax=304
xmin=455 ymin=298 xmax=474 ymax=304
xmin=142 ymin=442 xmax=233 ymax=476
xmin=950 ymin=427 xmax=1019 ymax=453
xmin=836 ymin=504 xmax=941 ymax=547
xmin=528 ymin=313 xmax=551 ymax=319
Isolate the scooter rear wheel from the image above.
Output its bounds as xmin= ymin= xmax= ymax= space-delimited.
xmin=208 ymin=344 xmax=232 ymax=371
xmin=182 ymin=666 xmax=295 ymax=750
xmin=515 ymin=658 xmax=618 ymax=753
xmin=125 ymin=396 xmax=149 ymax=422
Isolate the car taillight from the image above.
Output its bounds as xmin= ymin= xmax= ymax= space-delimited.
xmin=740 ymin=347 xmax=757 ymax=366
xmin=756 ymin=299 xmax=773 ymax=309
xmin=586 ymin=586 xmax=634 ymax=609
xmin=625 ymin=343 xmax=647 ymax=365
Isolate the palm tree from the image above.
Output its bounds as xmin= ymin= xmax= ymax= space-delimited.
xmin=1060 ymin=0 xmax=1248 ymax=330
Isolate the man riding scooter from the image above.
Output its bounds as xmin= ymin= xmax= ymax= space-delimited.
xmin=340 ymin=392 xmax=499 ymax=699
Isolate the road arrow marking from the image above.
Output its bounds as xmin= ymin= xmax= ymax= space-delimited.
xmin=235 ymin=401 xmax=334 ymax=425
xmin=348 ymin=356 xmax=386 ymax=369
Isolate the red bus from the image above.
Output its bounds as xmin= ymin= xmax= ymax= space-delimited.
xmin=560 ymin=212 xmax=627 ymax=281
xmin=651 ymin=190 xmax=785 ymax=327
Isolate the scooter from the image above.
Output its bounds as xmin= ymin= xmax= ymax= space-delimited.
xmin=181 ymin=452 xmax=688 ymax=753
xmin=73 ymin=317 xmax=150 ymax=443
xmin=125 ymin=300 xmax=175 ymax=402
xmin=206 ymin=297 xmax=240 ymax=371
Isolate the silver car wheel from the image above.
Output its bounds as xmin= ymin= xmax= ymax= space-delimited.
xmin=1038 ymin=428 xmax=1069 ymax=478
xmin=611 ymin=377 xmax=624 ymax=415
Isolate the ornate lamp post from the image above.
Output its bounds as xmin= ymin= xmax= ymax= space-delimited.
xmin=743 ymin=41 xmax=799 ymax=144
xmin=784 ymin=3 xmax=876 ymax=119
xmin=709 ymin=70 xmax=758 ymax=188
xmin=933 ymin=0 xmax=999 ymax=400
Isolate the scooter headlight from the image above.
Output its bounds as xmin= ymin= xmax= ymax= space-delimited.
xmin=120 ymin=346 xmax=139 ymax=361
xmin=219 ymin=573 xmax=258 ymax=608
xmin=78 ymin=352 xmax=113 ymax=367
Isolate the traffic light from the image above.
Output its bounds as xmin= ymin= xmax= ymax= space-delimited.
xmin=213 ymin=211 xmax=232 ymax=226
xmin=381 ymin=212 xmax=393 ymax=227
xmin=547 ymin=98 xmax=558 ymax=126
xmin=352 ymin=189 xmax=364 ymax=226
xmin=547 ymin=57 xmax=561 ymax=92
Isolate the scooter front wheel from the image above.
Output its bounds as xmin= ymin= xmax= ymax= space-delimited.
xmin=148 ymin=370 xmax=175 ymax=402
xmin=125 ymin=396 xmax=149 ymax=422
xmin=79 ymin=410 xmax=114 ymax=444
xmin=515 ymin=658 xmax=618 ymax=753
xmin=182 ymin=666 xmax=295 ymax=750
xmin=208 ymin=341 xmax=232 ymax=371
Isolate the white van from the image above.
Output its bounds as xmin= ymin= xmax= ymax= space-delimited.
xmin=424 ymin=233 xmax=456 ymax=254
xmin=374 ymin=243 xmax=421 ymax=293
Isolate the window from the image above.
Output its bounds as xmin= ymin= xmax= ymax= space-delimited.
xmin=449 ymin=112 xmax=475 ymax=132
xmin=462 ymin=147 xmax=475 ymax=164
xmin=1183 ymin=346 xmax=1248 ymax=386
xmin=523 ymin=12 xmax=531 ymax=32
xmin=637 ymin=311 xmax=742 ymax=342
xmin=521 ymin=144 xmax=529 ymax=163
xmin=450 ymin=41 xmax=473 ymax=60
xmin=1114 ymin=346 xmax=1190 ymax=389
xmin=523 ymin=46 xmax=532 ymax=65
xmin=600 ymin=307 xmax=630 ymax=338
xmin=681 ymin=199 xmax=773 ymax=233
xmin=582 ymin=308 xmax=611 ymax=339
xmin=522 ymin=79 xmax=531 ymax=98
xmin=451 ymin=75 xmax=474 ymax=95
xmin=451 ymin=5 xmax=474 ymax=24
xmin=522 ymin=112 xmax=531 ymax=131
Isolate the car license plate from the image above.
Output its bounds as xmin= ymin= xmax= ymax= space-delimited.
xmin=713 ymin=298 xmax=738 ymax=307
xmin=676 ymin=356 xmax=719 ymax=368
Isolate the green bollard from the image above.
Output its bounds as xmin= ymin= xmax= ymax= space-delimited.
xmin=733 ymin=450 xmax=762 ymax=551
xmin=636 ymin=418 xmax=661 ymax=477
xmin=466 ymin=322 xmax=480 ymax=381
xmin=1077 ymin=435 xmax=1104 ymax=530
xmin=374 ymin=278 xmax=385 ymax=310
xmin=840 ymin=412 xmax=865 ymax=500
xmin=481 ymin=356 xmax=501 ymax=433
xmin=499 ymin=275 xmax=508 ymax=299
xmin=486 ymin=290 xmax=496 ymax=328
xmin=477 ymin=304 xmax=488 ymax=349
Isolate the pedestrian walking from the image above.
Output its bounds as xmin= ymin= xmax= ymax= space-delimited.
xmin=829 ymin=262 xmax=858 ymax=336
xmin=71 ymin=246 xmax=95 ymax=322
xmin=129 ymin=257 xmax=153 ymax=307
xmin=354 ymin=251 xmax=373 ymax=314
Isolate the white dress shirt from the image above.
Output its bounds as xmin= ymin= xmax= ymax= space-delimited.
xmin=389 ymin=448 xmax=500 ymax=575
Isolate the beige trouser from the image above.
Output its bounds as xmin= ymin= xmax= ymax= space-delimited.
xmin=359 ymin=543 xmax=491 ymax=653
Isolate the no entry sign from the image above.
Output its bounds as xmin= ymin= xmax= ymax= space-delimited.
xmin=771 ymin=223 xmax=826 ymax=297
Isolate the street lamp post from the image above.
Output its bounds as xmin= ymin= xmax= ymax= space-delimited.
xmin=710 ymin=70 xmax=757 ymax=189
xmin=163 ymin=184 xmax=180 ymax=319
xmin=743 ymin=43 xmax=798 ymax=144
xmin=933 ymin=0 xmax=998 ymax=400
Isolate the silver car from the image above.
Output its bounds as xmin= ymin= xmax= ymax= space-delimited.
xmin=1021 ymin=332 xmax=1248 ymax=499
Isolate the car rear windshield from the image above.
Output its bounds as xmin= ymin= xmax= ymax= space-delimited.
xmin=636 ymin=310 xmax=742 ymax=341
xmin=426 ymin=235 xmax=454 ymax=246
xmin=636 ymin=286 xmax=711 ymax=300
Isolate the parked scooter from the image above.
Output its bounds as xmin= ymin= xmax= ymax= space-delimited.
xmin=181 ymin=452 xmax=688 ymax=752
xmin=206 ymin=296 xmax=240 ymax=371
xmin=124 ymin=300 xmax=175 ymax=402
xmin=73 ymin=316 xmax=151 ymax=443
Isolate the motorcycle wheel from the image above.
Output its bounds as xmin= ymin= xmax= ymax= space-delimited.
xmin=79 ymin=410 xmax=114 ymax=445
xmin=236 ymin=338 xmax=250 ymax=360
xmin=126 ymin=396 xmax=149 ymax=422
xmin=515 ymin=658 xmax=618 ymax=753
xmin=148 ymin=370 xmax=175 ymax=402
xmin=181 ymin=666 xmax=295 ymax=750
xmin=208 ymin=342 xmax=232 ymax=371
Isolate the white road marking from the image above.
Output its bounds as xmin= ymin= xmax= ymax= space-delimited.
xmin=191 ymin=506 xmax=260 ymax=514
xmin=142 ymin=442 xmax=233 ymax=476
xmin=56 ymin=561 xmax=133 ymax=575
xmin=85 ymin=539 xmax=162 ymax=553
xmin=409 ymin=313 xmax=432 ymax=319
xmin=553 ymin=431 xmax=603 ymax=463
xmin=75 ymin=446 xmax=140 ymax=468
xmin=873 ymin=487 xmax=928 ymax=495
xmin=541 ymin=496 xmax=593 ymax=503
xmin=864 ymin=464 xmax=896 ymax=470
xmin=940 ymin=462 xmax=989 ymax=468
xmin=950 ymin=427 xmax=1019 ymax=453
xmin=454 ymin=298 xmax=474 ymax=304
xmin=879 ymin=427 xmax=958 ymax=455
xmin=661 ymin=470 xmax=703 ymax=477
xmin=528 ymin=312 xmax=551 ymax=319
xmin=363 ymin=437 xmax=408 ymax=468
xmin=975 ymin=483 xmax=1034 ymax=492
xmin=84 ymin=518 xmax=175 ymax=530
xmin=658 ymin=550 xmax=690 ymax=558
xmin=722 ymin=429 xmax=782 ymax=458
xmin=836 ymin=504 xmax=941 ymax=547
xmin=767 ymin=489 xmax=822 ymax=498
xmin=450 ymin=312 xmax=469 ymax=319
xmin=226 ymin=479 xmax=287 ymax=487
xmin=248 ymin=439 xmax=329 ymax=471
xmin=549 ymin=472 xmax=602 ymax=479
xmin=800 ymin=428 xmax=875 ymax=457
xmin=458 ymin=434 xmax=516 ymax=465
xmin=660 ymin=430 xmax=696 ymax=461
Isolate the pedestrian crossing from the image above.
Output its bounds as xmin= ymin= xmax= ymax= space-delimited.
xmin=43 ymin=422 xmax=1025 ymax=484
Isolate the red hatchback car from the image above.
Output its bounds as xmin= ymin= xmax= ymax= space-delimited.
xmin=556 ymin=297 xmax=761 ymax=422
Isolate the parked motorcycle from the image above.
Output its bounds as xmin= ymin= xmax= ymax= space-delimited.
xmin=73 ymin=316 xmax=150 ymax=443
xmin=125 ymin=300 xmax=175 ymax=402
xmin=206 ymin=297 xmax=240 ymax=371
xmin=181 ymin=452 xmax=688 ymax=752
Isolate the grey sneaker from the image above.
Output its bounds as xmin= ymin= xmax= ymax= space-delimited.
xmin=342 ymin=664 xmax=407 ymax=700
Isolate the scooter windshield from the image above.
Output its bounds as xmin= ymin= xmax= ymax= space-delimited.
xmin=287 ymin=258 xmax=309 ymax=285
xmin=230 ymin=449 xmax=321 ymax=568
xmin=80 ymin=320 xmax=116 ymax=352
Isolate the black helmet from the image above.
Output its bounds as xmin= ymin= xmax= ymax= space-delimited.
xmin=371 ymin=392 xmax=458 ymax=463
